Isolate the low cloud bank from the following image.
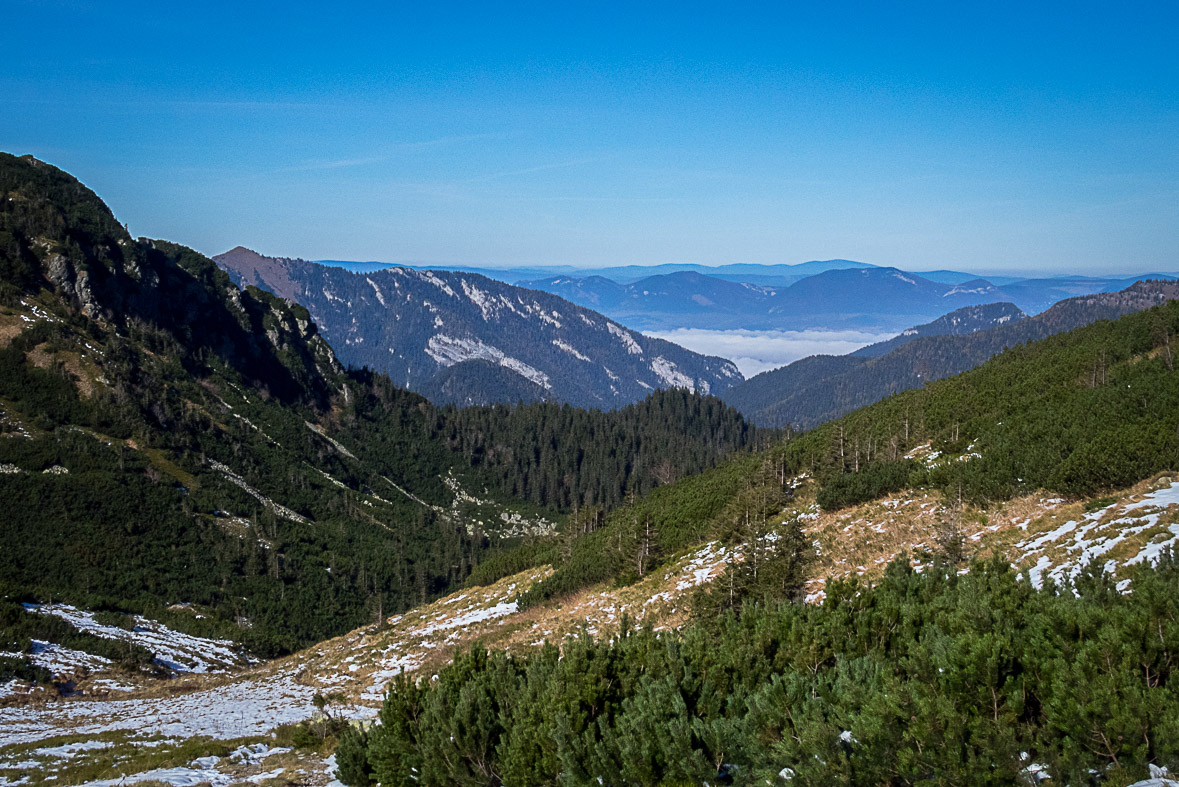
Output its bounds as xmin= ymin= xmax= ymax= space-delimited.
xmin=645 ymin=328 xmax=896 ymax=378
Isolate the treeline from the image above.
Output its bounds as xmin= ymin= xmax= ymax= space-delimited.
xmin=338 ymin=555 xmax=1179 ymax=786
xmin=433 ymin=388 xmax=770 ymax=512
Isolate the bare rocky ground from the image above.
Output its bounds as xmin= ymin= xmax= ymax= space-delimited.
xmin=3 ymin=472 xmax=1177 ymax=786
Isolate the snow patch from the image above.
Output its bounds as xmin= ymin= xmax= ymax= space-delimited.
xmin=552 ymin=339 xmax=591 ymax=362
xmin=0 ymin=640 xmax=111 ymax=677
xmin=419 ymin=271 xmax=457 ymax=298
xmin=425 ymin=336 xmax=551 ymax=390
xmin=365 ymin=278 xmax=386 ymax=307
xmin=649 ymin=357 xmax=695 ymax=391
xmin=461 ymin=279 xmax=498 ymax=321
xmin=607 ymin=323 xmax=643 ymax=355
xmin=25 ymin=604 xmax=249 ymax=674
xmin=207 ymin=460 xmax=308 ymax=524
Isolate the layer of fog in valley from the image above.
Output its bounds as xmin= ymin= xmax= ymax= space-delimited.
xmin=643 ymin=328 xmax=896 ymax=377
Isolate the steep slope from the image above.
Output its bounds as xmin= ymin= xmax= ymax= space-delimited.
xmin=725 ymin=281 xmax=1179 ymax=429
xmin=0 ymin=153 xmax=537 ymax=653
xmin=214 ymin=247 xmax=743 ymax=408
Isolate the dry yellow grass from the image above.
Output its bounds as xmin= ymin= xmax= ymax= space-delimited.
xmin=0 ymin=311 xmax=25 ymax=348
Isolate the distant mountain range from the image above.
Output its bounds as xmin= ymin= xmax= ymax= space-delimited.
xmin=215 ymin=247 xmax=743 ymax=409
xmin=721 ymin=281 xmax=1179 ymax=429
xmin=521 ymin=267 xmax=1013 ymax=331
xmin=523 ymin=267 xmax=1179 ymax=331
xmin=314 ymin=258 xmax=1178 ymax=333
xmin=315 ymin=258 xmax=874 ymax=286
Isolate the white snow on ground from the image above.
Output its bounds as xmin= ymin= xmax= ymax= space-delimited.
xmin=944 ymin=285 xmax=992 ymax=297
xmin=0 ymin=668 xmax=338 ymax=746
xmin=34 ymin=740 xmax=113 ymax=757
xmin=497 ymin=295 xmax=524 ymax=318
xmin=607 ymin=323 xmax=643 ymax=355
xmin=425 ymin=334 xmax=501 ymax=366
xmin=5 ymin=479 xmax=1171 ymax=783
xmin=499 ymin=357 xmax=552 ymax=390
xmin=460 ymin=280 xmax=498 ymax=320
xmin=425 ymin=335 xmax=552 ymax=390
xmin=24 ymin=604 xmax=248 ymax=674
xmin=1019 ymin=520 xmax=1079 ymax=553
xmin=353 ymin=588 xmax=525 ymax=700
xmin=417 ymin=602 xmax=518 ymax=636
xmin=1014 ymin=479 xmax=1179 ymax=589
xmin=323 ymin=754 xmax=344 ymax=787
xmin=1125 ymin=522 xmax=1179 ymax=567
xmin=521 ymin=303 xmax=562 ymax=329
xmin=304 ymin=422 xmax=358 ymax=460
xmin=362 ymin=653 xmax=424 ymax=702
xmin=59 ymin=744 xmax=295 ymax=787
xmin=79 ymin=760 xmax=232 ymax=787
xmin=551 ymin=339 xmax=591 ymax=362
xmin=649 ymin=357 xmax=695 ymax=391
xmin=207 ymin=460 xmax=308 ymax=524
xmin=365 ymin=278 xmax=386 ymax=307
xmin=0 ymin=640 xmax=111 ymax=676
xmin=666 ymin=543 xmax=730 ymax=592
xmin=88 ymin=678 xmax=136 ymax=693
xmin=1123 ymin=482 xmax=1179 ymax=512
xmin=231 ymin=744 xmax=292 ymax=765
xmin=419 ymin=271 xmax=457 ymax=298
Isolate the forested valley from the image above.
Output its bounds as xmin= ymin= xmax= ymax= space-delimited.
xmin=0 ymin=153 xmax=759 ymax=657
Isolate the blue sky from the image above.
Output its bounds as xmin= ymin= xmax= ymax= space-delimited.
xmin=3 ymin=1 xmax=1177 ymax=273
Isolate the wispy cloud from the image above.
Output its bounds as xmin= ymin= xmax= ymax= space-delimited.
xmin=270 ymin=134 xmax=503 ymax=174
xmin=276 ymin=155 xmax=389 ymax=173
xmin=392 ymin=132 xmax=502 ymax=151
xmin=462 ymin=157 xmax=608 ymax=183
